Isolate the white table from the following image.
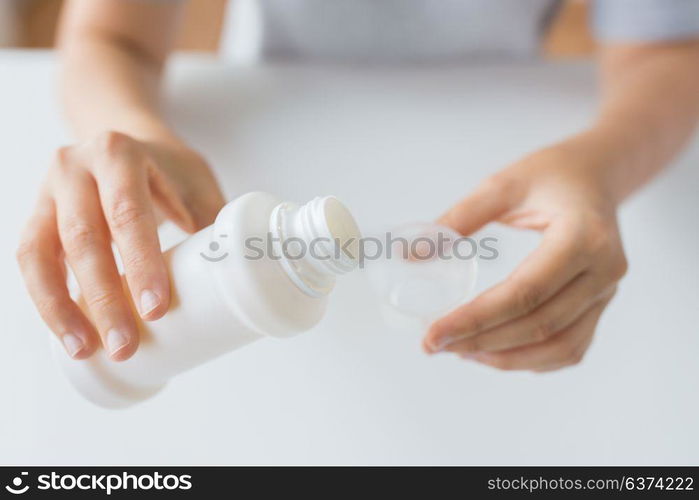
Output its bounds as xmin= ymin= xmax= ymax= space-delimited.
xmin=1 ymin=50 xmax=697 ymax=465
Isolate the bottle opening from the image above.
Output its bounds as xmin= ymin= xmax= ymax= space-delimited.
xmin=270 ymin=196 xmax=362 ymax=297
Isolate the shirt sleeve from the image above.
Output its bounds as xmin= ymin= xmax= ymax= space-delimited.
xmin=593 ymin=0 xmax=699 ymax=42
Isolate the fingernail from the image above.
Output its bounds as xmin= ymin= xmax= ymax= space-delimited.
xmin=413 ymin=240 xmax=432 ymax=260
xmin=428 ymin=343 xmax=448 ymax=354
xmin=429 ymin=338 xmax=453 ymax=353
xmin=106 ymin=328 xmax=129 ymax=357
xmin=139 ymin=289 xmax=160 ymax=317
xmin=62 ymin=333 xmax=84 ymax=358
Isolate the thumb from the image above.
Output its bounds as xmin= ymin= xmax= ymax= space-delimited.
xmin=437 ymin=176 xmax=515 ymax=236
xmin=147 ymin=166 xmax=199 ymax=233
xmin=185 ymin=188 xmax=226 ymax=231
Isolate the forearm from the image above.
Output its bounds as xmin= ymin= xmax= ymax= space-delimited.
xmin=59 ymin=35 xmax=170 ymax=142
xmin=584 ymin=42 xmax=699 ymax=203
xmin=57 ymin=0 xmax=182 ymax=144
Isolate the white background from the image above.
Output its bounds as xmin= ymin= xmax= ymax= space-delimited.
xmin=1 ymin=51 xmax=697 ymax=465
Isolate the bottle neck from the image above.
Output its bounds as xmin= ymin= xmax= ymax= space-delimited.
xmin=269 ymin=196 xmax=361 ymax=297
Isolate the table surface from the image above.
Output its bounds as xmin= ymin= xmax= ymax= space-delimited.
xmin=1 ymin=50 xmax=697 ymax=465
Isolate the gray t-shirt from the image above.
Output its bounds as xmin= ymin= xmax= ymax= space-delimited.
xmin=220 ymin=0 xmax=699 ymax=63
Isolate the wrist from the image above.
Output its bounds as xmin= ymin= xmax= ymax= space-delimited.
xmin=72 ymin=105 xmax=182 ymax=147
xmin=556 ymin=127 xmax=637 ymax=206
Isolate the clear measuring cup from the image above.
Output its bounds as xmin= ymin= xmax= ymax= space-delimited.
xmin=368 ymin=222 xmax=478 ymax=329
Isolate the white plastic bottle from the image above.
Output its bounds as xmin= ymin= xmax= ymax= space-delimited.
xmin=52 ymin=192 xmax=361 ymax=408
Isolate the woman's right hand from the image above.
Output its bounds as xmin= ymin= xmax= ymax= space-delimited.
xmin=17 ymin=131 xmax=226 ymax=362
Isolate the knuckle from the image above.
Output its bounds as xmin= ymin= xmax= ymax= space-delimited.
xmin=532 ymin=320 xmax=555 ymax=342
xmin=465 ymin=314 xmax=485 ymax=335
xmin=107 ymin=194 xmax=147 ymax=231
xmin=15 ymin=238 xmax=39 ymax=267
xmin=53 ymin=146 xmax=73 ymax=166
xmin=468 ymin=314 xmax=485 ymax=333
xmin=561 ymin=344 xmax=583 ymax=366
xmin=458 ymin=338 xmax=479 ymax=353
xmin=84 ymin=289 xmax=122 ymax=312
xmin=454 ymin=304 xmax=485 ymax=334
xmin=515 ymin=281 xmax=544 ymax=313
xmin=93 ymin=130 xmax=133 ymax=157
xmin=583 ymin=222 xmax=614 ymax=256
xmin=61 ymin=218 xmax=101 ymax=255
xmin=611 ymin=254 xmax=629 ymax=280
xmin=567 ymin=350 xmax=585 ymax=366
xmin=120 ymin=250 xmax=152 ymax=275
xmin=50 ymin=147 xmax=77 ymax=177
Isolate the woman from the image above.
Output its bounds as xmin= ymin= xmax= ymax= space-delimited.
xmin=17 ymin=0 xmax=699 ymax=372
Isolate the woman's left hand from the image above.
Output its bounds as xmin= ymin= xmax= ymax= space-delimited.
xmin=424 ymin=134 xmax=628 ymax=371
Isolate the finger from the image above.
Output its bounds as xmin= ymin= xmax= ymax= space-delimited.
xmin=143 ymin=140 xmax=222 ymax=232
xmin=437 ymin=176 xmax=517 ymax=236
xmin=51 ymin=161 xmax=139 ymax=361
xmin=89 ymin=133 xmax=170 ymax=320
xmin=445 ymin=274 xmax=615 ymax=354
xmin=465 ymin=299 xmax=608 ymax=372
xmin=149 ymin=166 xmax=224 ymax=232
xmin=147 ymin=160 xmax=199 ymax=233
xmin=174 ymin=172 xmax=226 ymax=231
xmin=425 ymin=218 xmax=587 ymax=352
xmin=534 ymin=329 xmax=596 ymax=373
xmin=17 ymin=195 xmax=99 ymax=359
